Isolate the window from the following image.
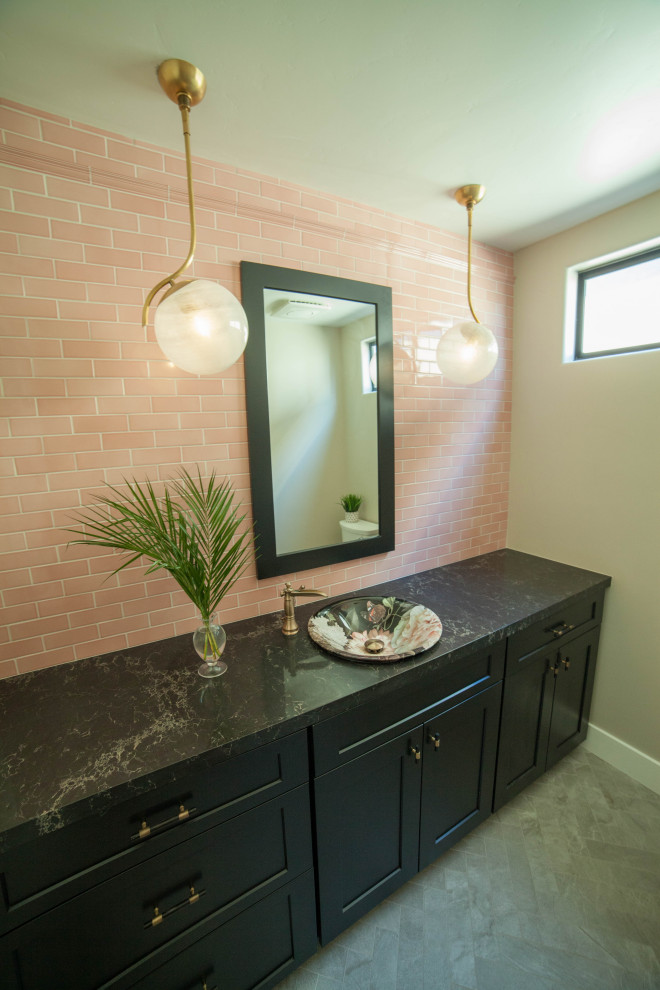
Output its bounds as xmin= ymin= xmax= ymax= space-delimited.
xmin=574 ymin=246 xmax=660 ymax=360
xmin=361 ymin=337 xmax=377 ymax=393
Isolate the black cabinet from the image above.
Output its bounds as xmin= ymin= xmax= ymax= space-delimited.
xmin=314 ymin=726 xmax=423 ymax=943
xmin=546 ymin=628 xmax=600 ymax=770
xmin=0 ymin=731 xmax=309 ymax=936
xmin=0 ymin=559 xmax=610 ymax=989
xmin=0 ymin=731 xmax=316 ymax=990
xmin=494 ymin=599 xmax=603 ymax=811
xmin=419 ymin=682 xmax=501 ymax=869
xmin=126 ymin=871 xmax=317 ymax=990
xmin=312 ymin=644 xmax=506 ymax=944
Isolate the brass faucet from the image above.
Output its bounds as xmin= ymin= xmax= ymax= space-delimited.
xmin=281 ymin=582 xmax=327 ymax=636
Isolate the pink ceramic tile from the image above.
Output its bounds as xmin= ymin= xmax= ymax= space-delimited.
xmin=0 ymin=209 xmax=50 ymax=237
xmin=80 ymin=204 xmax=139 ymax=231
xmin=14 ymin=191 xmax=79 ymax=221
xmin=1 ymin=100 xmax=513 ymax=674
xmin=41 ymin=120 xmax=107 ymax=156
xmin=106 ymin=140 xmax=164 ymax=171
xmin=50 ymin=219 xmax=112 ymax=246
xmin=46 ymin=175 xmax=110 ymax=206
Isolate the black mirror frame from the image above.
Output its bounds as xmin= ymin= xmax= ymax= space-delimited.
xmin=240 ymin=262 xmax=395 ymax=580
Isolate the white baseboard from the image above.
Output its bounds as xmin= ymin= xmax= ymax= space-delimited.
xmin=584 ymin=723 xmax=660 ymax=796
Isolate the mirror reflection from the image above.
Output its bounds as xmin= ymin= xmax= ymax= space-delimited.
xmin=241 ymin=262 xmax=394 ymax=579
xmin=264 ymin=288 xmax=379 ymax=555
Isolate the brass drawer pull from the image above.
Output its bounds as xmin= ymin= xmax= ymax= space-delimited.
xmin=146 ymin=884 xmax=206 ymax=929
xmin=132 ymin=803 xmax=197 ymax=841
xmin=549 ymin=659 xmax=559 ymax=678
xmin=201 ymin=980 xmax=217 ymax=990
xmin=410 ymin=745 xmax=421 ymax=763
xmin=428 ymin=732 xmax=441 ymax=750
xmin=547 ymin=621 xmax=575 ymax=639
xmin=562 ymin=656 xmax=571 ymax=670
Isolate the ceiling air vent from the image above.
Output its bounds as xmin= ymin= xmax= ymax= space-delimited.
xmin=274 ymin=299 xmax=333 ymax=320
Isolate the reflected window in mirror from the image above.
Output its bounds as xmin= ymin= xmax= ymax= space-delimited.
xmin=362 ymin=338 xmax=377 ymax=394
xmin=241 ymin=263 xmax=394 ymax=579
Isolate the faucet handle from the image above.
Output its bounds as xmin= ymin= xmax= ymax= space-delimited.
xmin=281 ymin=583 xmax=327 ymax=600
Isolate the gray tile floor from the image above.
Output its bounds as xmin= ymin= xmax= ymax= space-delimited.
xmin=276 ymin=748 xmax=660 ymax=990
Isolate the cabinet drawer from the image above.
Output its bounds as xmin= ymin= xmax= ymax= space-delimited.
xmin=312 ymin=641 xmax=505 ymax=775
xmin=0 ymin=732 xmax=309 ymax=933
xmin=2 ymin=783 xmax=313 ymax=990
xmin=123 ymin=871 xmax=317 ymax=990
xmin=506 ymin=592 xmax=603 ymax=673
xmin=0 ymin=730 xmax=308 ymax=935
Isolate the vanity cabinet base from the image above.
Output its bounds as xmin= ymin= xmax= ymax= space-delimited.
xmin=123 ymin=871 xmax=318 ymax=990
xmin=0 ymin=561 xmax=609 ymax=989
xmin=494 ymin=623 xmax=601 ymax=811
xmin=314 ymin=677 xmax=504 ymax=945
xmin=314 ymin=726 xmax=424 ymax=944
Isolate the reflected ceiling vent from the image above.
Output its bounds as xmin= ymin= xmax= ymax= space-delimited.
xmin=273 ymin=299 xmax=333 ymax=320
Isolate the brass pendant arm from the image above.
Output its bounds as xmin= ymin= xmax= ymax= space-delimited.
xmin=142 ymin=97 xmax=197 ymax=327
xmin=466 ymin=205 xmax=480 ymax=325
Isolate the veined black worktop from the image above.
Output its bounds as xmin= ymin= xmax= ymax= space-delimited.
xmin=0 ymin=549 xmax=610 ymax=852
xmin=0 ymin=549 xmax=611 ymax=990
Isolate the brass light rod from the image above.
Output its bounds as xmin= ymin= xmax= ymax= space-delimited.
xmin=454 ymin=184 xmax=486 ymax=325
xmin=142 ymin=60 xmax=207 ymax=328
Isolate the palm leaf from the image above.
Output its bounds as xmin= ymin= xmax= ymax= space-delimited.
xmin=67 ymin=470 xmax=253 ymax=622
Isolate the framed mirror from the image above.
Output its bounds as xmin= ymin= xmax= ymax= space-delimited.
xmin=241 ymin=262 xmax=394 ymax=579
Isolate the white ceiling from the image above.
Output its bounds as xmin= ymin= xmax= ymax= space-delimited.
xmin=2 ymin=0 xmax=659 ymax=251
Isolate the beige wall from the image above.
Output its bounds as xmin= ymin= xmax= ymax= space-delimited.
xmin=508 ymin=191 xmax=660 ymax=763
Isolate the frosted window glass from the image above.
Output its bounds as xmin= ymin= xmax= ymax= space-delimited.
xmin=578 ymin=253 xmax=660 ymax=357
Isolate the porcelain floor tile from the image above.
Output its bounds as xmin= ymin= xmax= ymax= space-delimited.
xmin=275 ymin=751 xmax=660 ymax=990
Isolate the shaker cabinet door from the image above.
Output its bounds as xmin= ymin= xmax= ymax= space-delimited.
xmin=314 ymin=726 xmax=423 ymax=944
xmin=419 ymin=683 xmax=501 ymax=870
xmin=493 ymin=648 xmax=555 ymax=811
xmin=546 ymin=627 xmax=600 ymax=770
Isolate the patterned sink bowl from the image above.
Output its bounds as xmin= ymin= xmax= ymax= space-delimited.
xmin=308 ymin=596 xmax=442 ymax=664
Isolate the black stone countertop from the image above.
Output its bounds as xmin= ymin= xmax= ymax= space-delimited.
xmin=0 ymin=550 xmax=610 ymax=852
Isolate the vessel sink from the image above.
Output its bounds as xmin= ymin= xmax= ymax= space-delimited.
xmin=308 ymin=596 xmax=442 ymax=663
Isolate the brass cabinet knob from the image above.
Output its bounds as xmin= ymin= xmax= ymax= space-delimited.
xmin=410 ymin=745 xmax=421 ymax=763
xmin=428 ymin=732 xmax=441 ymax=750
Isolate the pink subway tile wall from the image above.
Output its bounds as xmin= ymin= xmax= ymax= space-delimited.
xmin=0 ymin=100 xmax=513 ymax=678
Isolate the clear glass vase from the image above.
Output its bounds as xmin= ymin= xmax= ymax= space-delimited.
xmin=193 ymin=612 xmax=227 ymax=678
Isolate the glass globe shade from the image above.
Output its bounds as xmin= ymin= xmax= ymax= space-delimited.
xmin=154 ymin=279 xmax=249 ymax=375
xmin=435 ymin=321 xmax=498 ymax=385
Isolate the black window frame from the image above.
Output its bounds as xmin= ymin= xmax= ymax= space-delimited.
xmin=575 ymin=245 xmax=660 ymax=360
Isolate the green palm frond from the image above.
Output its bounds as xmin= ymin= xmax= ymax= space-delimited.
xmin=67 ymin=469 xmax=253 ymax=622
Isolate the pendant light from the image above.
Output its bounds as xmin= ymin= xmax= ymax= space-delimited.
xmin=142 ymin=59 xmax=248 ymax=375
xmin=436 ymin=184 xmax=498 ymax=385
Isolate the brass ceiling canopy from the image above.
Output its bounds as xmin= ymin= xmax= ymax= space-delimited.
xmin=454 ymin=183 xmax=486 ymax=211
xmin=156 ymin=59 xmax=207 ymax=108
